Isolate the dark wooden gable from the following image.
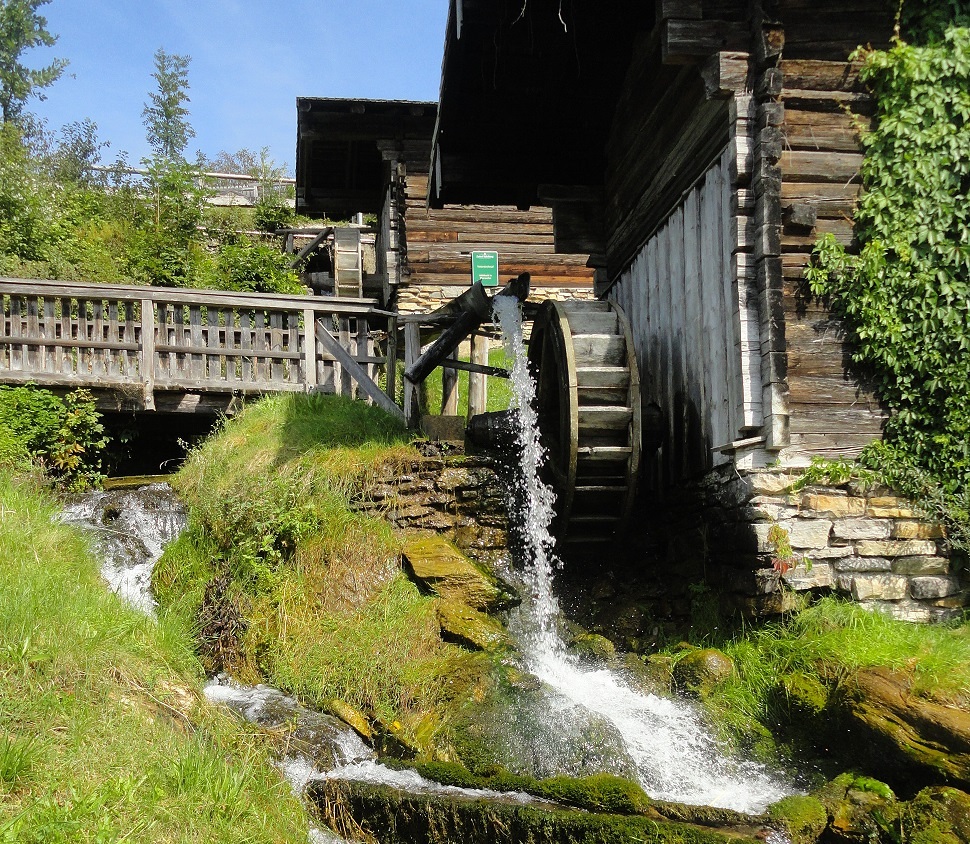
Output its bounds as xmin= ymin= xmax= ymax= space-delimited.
xmin=296 ymin=98 xmax=437 ymax=218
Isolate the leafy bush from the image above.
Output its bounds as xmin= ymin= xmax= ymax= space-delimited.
xmin=806 ymin=27 xmax=970 ymax=502
xmin=0 ymin=386 xmax=107 ymax=489
xmin=216 ymin=239 xmax=303 ymax=294
xmin=253 ymin=196 xmax=293 ymax=233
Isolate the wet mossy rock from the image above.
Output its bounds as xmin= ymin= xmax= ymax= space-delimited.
xmin=766 ymin=795 xmax=828 ymax=844
xmin=309 ymin=779 xmax=766 ymax=844
xmin=814 ymin=773 xmax=900 ymax=843
xmin=402 ymin=536 xmax=518 ymax=611
xmin=902 ymin=786 xmax=970 ymax=843
xmin=672 ymin=648 xmax=734 ymax=697
xmin=835 ymin=668 xmax=970 ymax=790
xmin=437 ymin=599 xmax=514 ymax=652
xmin=567 ymin=631 xmax=617 ymax=664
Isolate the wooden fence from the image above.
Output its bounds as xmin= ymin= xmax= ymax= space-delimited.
xmin=0 ymin=278 xmax=402 ymax=420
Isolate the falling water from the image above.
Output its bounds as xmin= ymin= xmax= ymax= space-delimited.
xmin=492 ymin=294 xmax=792 ymax=813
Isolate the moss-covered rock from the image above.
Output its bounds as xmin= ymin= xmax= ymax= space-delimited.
xmin=437 ymin=599 xmax=514 ymax=652
xmin=567 ymin=632 xmax=617 ymax=664
xmin=833 ymin=668 xmax=970 ymax=791
xmin=672 ymin=648 xmax=735 ymax=697
xmin=328 ymin=699 xmax=373 ymax=741
xmin=308 ymin=779 xmax=766 ymax=843
xmin=901 ymin=786 xmax=970 ymax=843
xmin=814 ymin=772 xmax=900 ymax=843
xmin=402 ymin=535 xmax=518 ymax=611
xmin=766 ymin=794 xmax=828 ymax=843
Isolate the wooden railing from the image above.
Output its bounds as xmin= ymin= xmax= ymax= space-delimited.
xmin=0 ymin=278 xmax=401 ymax=419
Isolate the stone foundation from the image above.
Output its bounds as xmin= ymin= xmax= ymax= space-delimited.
xmin=395 ymin=283 xmax=594 ymax=315
xmin=655 ymin=466 xmax=967 ymax=623
xmin=355 ymin=454 xmax=509 ymax=566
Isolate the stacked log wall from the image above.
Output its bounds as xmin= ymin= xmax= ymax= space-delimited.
xmin=384 ymin=144 xmax=595 ymax=314
xmin=774 ymin=0 xmax=894 ymax=464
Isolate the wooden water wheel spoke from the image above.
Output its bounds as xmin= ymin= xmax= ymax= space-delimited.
xmin=527 ymin=300 xmax=641 ymax=544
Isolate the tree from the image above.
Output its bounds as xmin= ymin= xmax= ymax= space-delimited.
xmin=142 ymin=47 xmax=194 ymax=161
xmin=0 ymin=0 xmax=68 ymax=124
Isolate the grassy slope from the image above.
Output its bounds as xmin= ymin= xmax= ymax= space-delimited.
xmin=685 ymin=596 xmax=970 ymax=750
xmin=0 ymin=473 xmax=310 ymax=843
xmin=154 ymin=393 xmax=490 ymax=747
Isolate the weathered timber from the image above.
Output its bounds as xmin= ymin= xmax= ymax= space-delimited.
xmin=0 ymin=278 xmax=395 ymax=414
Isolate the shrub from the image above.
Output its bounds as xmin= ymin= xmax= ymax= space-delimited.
xmin=0 ymin=386 xmax=107 ymax=489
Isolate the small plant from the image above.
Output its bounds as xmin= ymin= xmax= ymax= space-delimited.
xmin=767 ymin=525 xmax=797 ymax=575
xmin=0 ymin=734 xmax=38 ymax=788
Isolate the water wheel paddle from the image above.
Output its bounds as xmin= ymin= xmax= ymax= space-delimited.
xmin=527 ymin=300 xmax=641 ymax=544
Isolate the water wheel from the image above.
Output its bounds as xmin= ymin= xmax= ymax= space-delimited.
xmin=527 ymin=299 xmax=641 ymax=544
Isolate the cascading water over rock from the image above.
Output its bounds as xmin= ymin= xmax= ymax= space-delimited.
xmin=492 ymin=293 xmax=793 ymax=813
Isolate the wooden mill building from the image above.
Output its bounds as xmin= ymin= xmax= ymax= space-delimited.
xmin=428 ymin=0 xmax=964 ymax=620
xmin=295 ymin=97 xmax=596 ymax=312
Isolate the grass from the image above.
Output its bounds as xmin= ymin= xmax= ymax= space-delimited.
xmin=154 ymin=392 xmax=490 ymax=748
xmin=0 ymin=472 xmax=310 ymax=843
xmin=420 ymin=346 xmax=514 ymax=418
xmin=691 ymin=597 xmax=970 ymax=743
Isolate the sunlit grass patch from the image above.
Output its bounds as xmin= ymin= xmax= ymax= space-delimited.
xmin=0 ymin=474 xmax=310 ymax=843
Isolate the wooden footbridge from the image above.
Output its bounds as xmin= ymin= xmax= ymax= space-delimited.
xmin=0 ymin=278 xmax=405 ymax=419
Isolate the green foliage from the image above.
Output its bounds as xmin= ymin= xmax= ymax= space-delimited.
xmin=216 ymin=239 xmax=302 ymax=294
xmin=0 ymin=0 xmax=67 ymax=124
xmin=805 ymin=26 xmax=970 ymax=523
xmin=142 ymin=47 xmax=194 ymax=161
xmin=0 ymin=473 xmax=311 ymax=842
xmin=901 ymin=0 xmax=970 ymax=43
xmin=766 ymin=794 xmax=829 ymax=844
xmin=253 ymin=196 xmax=294 ymax=232
xmin=0 ymin=386 xmax=107 ymax=489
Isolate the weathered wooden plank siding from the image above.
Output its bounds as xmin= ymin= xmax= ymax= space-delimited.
xmin=383 ymin=145 xmax=594 ymax=311
xmin=610 ymin=150 xmax=749 ymax=490
xmin=776 ymin=0 xmax=892 ymax=462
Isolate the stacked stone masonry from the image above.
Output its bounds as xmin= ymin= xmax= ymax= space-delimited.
xmin=396 ymin=284 xmax=594 ymax=315
xmin=711 ymin=468 xmax=967 ymax=623
xmin=354 ymin=455 xmax=509 ymax=567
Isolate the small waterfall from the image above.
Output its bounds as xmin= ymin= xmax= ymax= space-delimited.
xmin=60 ymin=483 xmax=186 ymax=614
xmin=492 ymin=294 xmax=792 ymax=813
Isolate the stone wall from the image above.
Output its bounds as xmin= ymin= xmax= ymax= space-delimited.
xmin=355 ymin=454 xmax=508 ymax=566
xmin=655 ymin=466 xmax=966 ymax=623
xmin=395 ymin=283 xmax=594 ymax=315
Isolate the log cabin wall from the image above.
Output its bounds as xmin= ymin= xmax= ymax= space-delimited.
xmin=772 ymin=0 xmax=894 ymax=466
xmin=378 ymin=142 xmax=596 ymax=314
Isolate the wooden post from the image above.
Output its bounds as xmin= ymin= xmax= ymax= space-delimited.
xmin=467 ymin=331 xmax=487 ymax=423
xmin=140 ymin=298 xmax=156 ymax=411
xmin=303 ymin=308 xmax=317 ymax=391
xmin=385 ymin=315 xmax=398 ymax=405
xmin=441 ymin=366 xmax=459 ymax=415
xmin=403 ymin=321 xmax=422 ymax=429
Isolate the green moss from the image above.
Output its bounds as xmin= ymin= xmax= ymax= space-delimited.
xmin=850 ymin=776 xmax=895 ymax=801
xmin=902 ymin=787 xmax=970 ymax=844
xmin=310 ymin=779 xmax=759 ymax=844
xmin=766 ymin=795 xmax=828 ymax=844
xmin=409 ymin=763 xmax=652 ymax=816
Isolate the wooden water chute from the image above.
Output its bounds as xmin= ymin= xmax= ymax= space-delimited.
xmin=528 ymin=300 xmax=642 ymax=544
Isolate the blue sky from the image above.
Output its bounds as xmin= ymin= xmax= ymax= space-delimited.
xmin=28 ymin=1 xmax=449 ymax=174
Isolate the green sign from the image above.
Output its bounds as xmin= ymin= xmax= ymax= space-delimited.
xmin=471 ymin=251 xmax=499 ymax=288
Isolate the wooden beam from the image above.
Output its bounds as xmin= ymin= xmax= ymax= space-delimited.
xmin=314 ymin=321 xmax=405 ymax=421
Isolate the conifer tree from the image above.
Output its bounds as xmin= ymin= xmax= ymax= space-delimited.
xmin=0 ymin=0 xmax=67 ymax=124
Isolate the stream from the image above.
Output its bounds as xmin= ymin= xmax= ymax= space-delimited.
xmin=60 ymin=298 xmax=795 ymax=840
xmin=492 ymin=294 xmax=792 ymax=812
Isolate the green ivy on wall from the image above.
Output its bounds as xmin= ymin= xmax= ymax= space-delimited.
xmin=806 ymin=25 xmax=970 ymax=508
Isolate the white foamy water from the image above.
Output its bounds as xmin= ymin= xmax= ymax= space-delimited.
xmin=492 ymin=295 xmax=792 ymax=814
xmin=60 ymin=483 xmax=186 ymax=614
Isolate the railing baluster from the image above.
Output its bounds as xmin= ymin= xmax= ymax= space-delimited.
xmin=303 ymin=308 xmax=317 ymax=391
xmin=141 ymin=298 xmax=155 ymax=411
